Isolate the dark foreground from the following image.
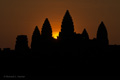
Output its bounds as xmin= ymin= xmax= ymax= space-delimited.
xmin=0 ymin=55 xmax=120 ymax=79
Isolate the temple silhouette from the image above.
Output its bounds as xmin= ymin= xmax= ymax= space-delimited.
xmin=0 ymin=10 xmax=120 ymax=77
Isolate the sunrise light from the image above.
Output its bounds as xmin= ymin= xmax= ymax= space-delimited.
xmin=53 ymin=32 xmax=59 ymax=39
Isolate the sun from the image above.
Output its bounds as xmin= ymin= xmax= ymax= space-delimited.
xmin=53 ymin=32 xmax=59 ymax=39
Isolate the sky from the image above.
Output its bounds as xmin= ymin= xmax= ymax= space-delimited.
xmin=0 ymin=0 xmax=120 ymax=49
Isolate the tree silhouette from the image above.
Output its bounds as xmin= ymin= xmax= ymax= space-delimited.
xmin=31 ymin=26 xmax=41 ymax=52
xmin=82 ymin=29 xmax=89 ymax=40
xmin=97 ymin=21 xmax=109 ymax=46
xmin=41 ymin=18 xmax=52 ymax=39
xmin=58 ymin=10 xmax=74 ymax=40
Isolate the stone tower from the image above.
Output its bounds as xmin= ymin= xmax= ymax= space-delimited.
xmin=97 ymin=21 xmax=109 ymax=46
xmin=41 ymin=18 xmax=52 ymax=40
xmin=58 ymin=10 xmax=75 ymax=40
xmin=31 ymin=26 xmax=41 ymax=51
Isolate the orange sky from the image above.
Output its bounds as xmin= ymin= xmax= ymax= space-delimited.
xmin=0 ymin=0 xmax=120 ymax=49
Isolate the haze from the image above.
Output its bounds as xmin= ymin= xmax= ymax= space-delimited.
xmin=0 ymin=0 xmax=120 ymax=49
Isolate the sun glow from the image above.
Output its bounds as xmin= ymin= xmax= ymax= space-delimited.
xmin=53 ymin=32 xmax=59 ymax=39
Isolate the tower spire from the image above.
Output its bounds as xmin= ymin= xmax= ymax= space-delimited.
xmin=82 ymin=29 xmax=89 ymax=40
xmin=41 ymin=18 xmax=52 ymax=39
xmin=58 ymin=10 xmax=74 ymax=40
xmin=31 ymin=26 xmax=41 ymax=51
xmin=97 ymin=21 xmax=109 ymax=45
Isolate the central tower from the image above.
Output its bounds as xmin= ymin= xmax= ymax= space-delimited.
xmin=58 ymin=10 xmax=75 ymax=40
